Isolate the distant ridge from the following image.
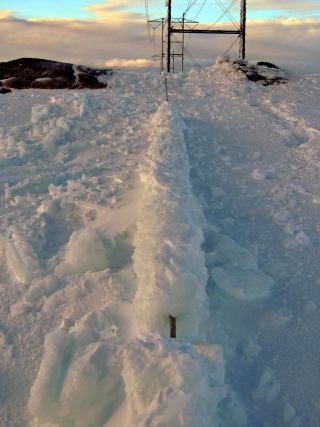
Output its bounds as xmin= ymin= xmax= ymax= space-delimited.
xmin=0 ymin=58 xmax=113 ymax=93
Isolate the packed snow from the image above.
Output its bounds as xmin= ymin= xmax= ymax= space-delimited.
xmin=0 ymin=57 xmax=320 ymax=427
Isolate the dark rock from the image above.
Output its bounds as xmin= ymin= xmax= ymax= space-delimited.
xmin=0 ymin=57 xmax=113 ymax=91
xmin=216 ymin=57 xmax=287 ymax=86
xmin=0 ymin=87 xmax=11 ymax=94
xmin=256 ymin=61 xmax=280 ymax=69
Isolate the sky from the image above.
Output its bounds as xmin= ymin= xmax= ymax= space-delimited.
xmin=0 ymin=1 xmax=320 ymax=75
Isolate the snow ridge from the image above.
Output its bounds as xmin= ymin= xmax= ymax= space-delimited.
xmin=122 ymin=101 xmax=227 ymax=427
xmin=132 ymin=101 xmax=209 ymax=339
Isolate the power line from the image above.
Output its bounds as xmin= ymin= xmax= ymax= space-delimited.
xmin=171 ymin=33 xmax=202 ymax=71
xmin=214 ymin=0 xmax=239 ymax=30
xmin=147 ymin=0 xmax=247 ymax=72
xmin=184 ymin=0 xmax=198 ymax=17
xmin=223 ymin=35 xmax=240 ymax=55
xmin=145 ymin=0 xmax=152 ymax=42
xmin=191 ymin=0 xmax=207 ymax=20
xmin=206 ymin=0 xmax=238 ymax=30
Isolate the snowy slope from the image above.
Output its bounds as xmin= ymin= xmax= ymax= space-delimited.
xmin=0 ymin=59 xmax=320 ymax=427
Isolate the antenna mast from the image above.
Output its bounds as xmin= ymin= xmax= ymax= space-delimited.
xmin=149 ymin=0 xmax=247 ymax=72
xmin=166 ymin=0 xmax=172 ymax=72
xmin=239 ymin=0 xmax=246 ymax=60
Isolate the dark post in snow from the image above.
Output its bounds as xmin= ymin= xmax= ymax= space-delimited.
xmin=239 ymin=0 xmax=246 ymax=60
xmin=169 ymin=315 xmax=176 ymax=338
xmin=166 ymin=0 xmax=172 ymax=72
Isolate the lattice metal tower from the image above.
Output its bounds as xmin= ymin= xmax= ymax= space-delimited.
xmin=147 ymin=0 xmax=247 ymax=73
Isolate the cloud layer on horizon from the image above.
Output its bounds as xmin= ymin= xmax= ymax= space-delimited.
xmin=247 ymin=0 xmax=319 ymax=13
xmin=0 ymin=11 xmax=319 ymax=75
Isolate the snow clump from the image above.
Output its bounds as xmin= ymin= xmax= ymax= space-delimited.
xmin=209 ymin=236 xmax=274 ymax=301
xmin=28 ymin=309 xmax=121 ymax=427
xmin=122 ymin=331 xmax=228 ymax=427
xmin=54 ymin=228 xmax=114 ymax=276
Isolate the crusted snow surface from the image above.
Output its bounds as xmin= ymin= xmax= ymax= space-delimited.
xmin=0 ymin=60 xmax=320 ymax=427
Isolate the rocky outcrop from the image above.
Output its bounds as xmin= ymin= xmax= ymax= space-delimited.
xmin=0 ymin=58 xmax=113 ymax=93
xmin=216 ymin=57 xmax=288 ymax=86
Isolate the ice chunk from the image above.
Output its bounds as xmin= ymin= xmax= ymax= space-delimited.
xmin=54 ymin=228 xmax=112 ymax=276
xmin=42 ymin=128 xmax=65 ymax=150
xmin=211 ymin=266 xmax=273 ymax=301
xmin=56 ymin=116 xmax=70 ymax=131
xmin=10 ymin=300 xmax=29 ymax=316
xmin=193 ymin=343 xmax=225 ymax=385
xmin=128 ymin=388 xmax=204 ymax=427
xmin=7 ymin=135 xmax=16 ymax=149
xmin=259 ymin=306 xmax=293 ymax=329
xmin=296 ymin=231 xmax=310 ymax=247
xmin=209 ymin=235 xmax=274 ymax=302
xmin=122 ymin=331 xmax=228 ymax=427
xmin=6 ymin=235 xmax=40 ymax=283
xmin=304 ymin=300 xmax=317 ymax=313
xmin=17 ymin=140 xmax=26 ymax=155
xmin=11 ymin=124 xmax=25 ymax=133
xmin=33 ymin=124 xmax=43 ymax=136
xmin=243 ymin=343 xmax=262 ymax=359
xmin=4 ymin=183 xmax=12 ymax=199
xmin=207 ymin=236 xmax=257 ymax=270
xmin=251 ymin=169 xmax=266 ymax=180
xmin=290 ymin=416 xmax=302 ymax=427
xmin=252 ymin=369 xmax=281 ymax=403
xmin=25 ymin=276 xmax=60 ymax=303
xmin=218 ymin=390 xmax=247 ymax=427
xmin=31 ymin=105 xmax=51 ymax=124
xmin=283 ymin=403 xmax=296 ymax=423
xmin=37 ymin=199 xmax=60 ymax=214
xmin=28 ymin=310 xmax=122 ymax=427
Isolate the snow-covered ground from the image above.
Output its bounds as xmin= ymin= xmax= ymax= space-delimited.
xmin=0 ymin=59 xmax=320 ymax=427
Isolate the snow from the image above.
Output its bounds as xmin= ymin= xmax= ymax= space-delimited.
xmin=0 ymin=59 xmax=320 ymax=426
xmin=122 ymin=331 xmax=227 ymax=427
xmin=132 ymin=102 xmax=208 ymax=339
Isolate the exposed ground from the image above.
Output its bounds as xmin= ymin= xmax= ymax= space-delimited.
xmin=0 ymin=58 xmax=113 ymax=93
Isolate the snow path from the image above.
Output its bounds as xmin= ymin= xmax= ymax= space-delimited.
xmin=0 ymin=64 xmax=319 ymax=426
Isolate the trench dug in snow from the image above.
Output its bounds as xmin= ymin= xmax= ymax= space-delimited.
xmin=26 ymin=101 xmax=275 ymax=427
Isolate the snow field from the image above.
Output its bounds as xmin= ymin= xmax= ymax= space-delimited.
xmin=27 ymin=99 xmax=229 ymax=427
xmin=0 ymin=60 xmax=320 ymax=426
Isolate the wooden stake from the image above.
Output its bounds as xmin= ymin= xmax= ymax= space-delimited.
xmin=169 ymin=315 xmax=176 ymax=338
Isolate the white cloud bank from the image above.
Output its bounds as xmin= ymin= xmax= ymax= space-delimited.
xmin=247 ymin=0 xmax=320 ymax=14
xmin=0 ymin=10 xmax=319 ymax=74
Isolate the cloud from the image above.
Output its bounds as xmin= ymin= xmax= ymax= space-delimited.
xmin=83 ymin=0 xmax=145 ymax=14
xmin=0 ymin=10 xmax=150 ymax=65
xmin=102 ymin=58 xmax=153 ymax=67
xmin=0 ymin=10 xmax=319 ymax=75
xmin=0 ymin=10 xmax=17 ymax=19
xmin=186 ymin=17 xmax=320 ymax=74
xmin=247 ymin=0 xmax=320 ymax=15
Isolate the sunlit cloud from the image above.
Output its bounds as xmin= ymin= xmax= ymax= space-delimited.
xmin=0 ymin=10 xmax=319 ymax=75
xmin=248 ymin=0 xmax=320 ymax=13
xmin=0 ymin=10 xmax=16 ymax=18
xmin=0 ymin=10 xmax=149 ymax=64
xmin=102 ymin=58 xmax=153 ymax=67
xmin=83 ymin=0 xmax=145 ymax=14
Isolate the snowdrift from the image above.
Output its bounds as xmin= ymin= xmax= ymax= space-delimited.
xmin=28 ymin=102 xmax=228 ymax=427
xmin=132 ymin=102 xmax=209 ymax=339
